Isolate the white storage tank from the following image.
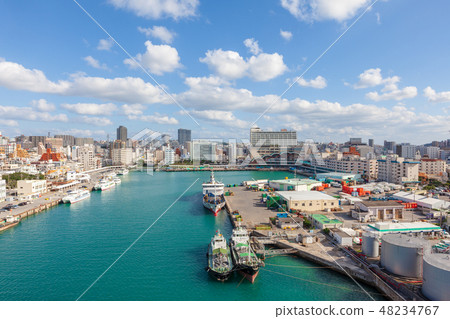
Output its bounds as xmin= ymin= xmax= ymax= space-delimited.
xmin=362 ymin=232 xmax=380 ymax=257
xmin=380 ymin=234 xmax=425 ymax=278
xmin=422 ymin=252 xmax=450 ymax=301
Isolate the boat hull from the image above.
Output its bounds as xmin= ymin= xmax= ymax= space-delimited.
xmin=238 ymin=267 xmax=259 ymax=284
xmin=69 ymin=193 xmax=90 ymax=204
xmin=203 ymin=200 xmax=226 ymax=216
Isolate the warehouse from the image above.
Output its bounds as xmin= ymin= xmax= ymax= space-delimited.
xmin=269 ymin=178 xmax=322 ymax=191
xmin=276 ymin=191 xmax=339 ymax=212
xmin=392 ymin=191 xmax=450 ymax=210
xmin=353 ymin=200 xmax=404 ymax=222
xmin=315 ymin=172 xmax=360 ymax=182
xmin=366 ymin=221 xmax=442 ymax=236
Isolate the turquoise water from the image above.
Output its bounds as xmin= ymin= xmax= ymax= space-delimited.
xmin=0 ymin=170 xmax=384 ymax=301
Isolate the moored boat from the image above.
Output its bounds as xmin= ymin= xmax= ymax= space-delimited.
xmin=113 ymin=177 xmax=121 ymax=185
xmin=94 ymin=178 xmax=116 ymax=191
xmin=202 ymin=171 xmax=225 ymax=216
xmin=117 ymin=168 xmax=129 ymax=175
xmin=206 ymin=230 xmax=234 ymax=281
xmin=230 ymin=225 xmax=263 ymax=283
xmin=62 ymin=189 xmax=91 ymax=204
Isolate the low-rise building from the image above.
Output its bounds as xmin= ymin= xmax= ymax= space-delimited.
xmin=393 ymin=191 xmax=450 ymax=210
xmin=332 ymin=229 xmax=353 ymax=246
xmin=377 ymin=156 xmax=419 ymax=184
xmin=353 ymin=200 xmax=404 ymax=222
xmin=310 ymin=214 xmax=343 ymax=229
xmin=277 ymin=217 xmax=303 ymax=229
xmin=269 ymin=178 xmax=322 ymax=191
xmin=17 ymin=180 xmax=47 ymax=199
xmin=276 ymin=191 xmax=339 ymax=212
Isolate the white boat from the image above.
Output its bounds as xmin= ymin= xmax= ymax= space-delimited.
xmin=202 ymin=171 xmax=225 ymax=216
xmin=62 ymin=189 xmax=91 ymax=204
xmin=94 ymin=178 xmax=116 ymax=191
xmin=113 ymin=177 xmax=121 ymax=185
xmin=117 ymin=168 xmax=129 ymax=175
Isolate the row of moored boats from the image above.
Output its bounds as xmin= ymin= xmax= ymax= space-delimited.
xmin=202 ymin=171 xmax=264 ymax=283
xmin=62 ymin=168 xmax=128 ymax=204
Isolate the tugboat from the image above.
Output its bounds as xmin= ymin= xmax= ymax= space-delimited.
xmin=230 ymin=225 xmax=263 ymax=283
xmin=206 ymin=230 xmax=234 ymax=281
xmin=202 ymin=170 xmax=225 ymax=216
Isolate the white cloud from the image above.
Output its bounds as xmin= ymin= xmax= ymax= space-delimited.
xmin=0 ymin=119 xmax=19 ymax=126
xmin=31 ymin=99 xmax=55 ymax=112
xmin=247 ymin=53 xmax=288 ymax=82
xmin=200 ymin=49 xmax=248 ymax=80
xmin=124 ymin=41 xmax=182 ymax=75
xmin=122 ymin=103 xmax=147 ymax=116
xmin=80 ymin=116 xmax=113 ymax=126
xmin=0 ymin=59 xmax=167 ymax=104
xmin=128 ymin=113 xmax=179 ymax=124
xmin=243 ymin=38 xmax=261 ymax=55
xmin=297 ymin=75 xmax=327 ymax=89
xmin=354 ymin=68 xmax=417 ymax=101
xmin=280 ymin=0 xmax=371 ymax=22
xmin=280 ymin=29 xmax=293 ymax=41
xmin=62 ymin=103 xmax=117 ymax=115
xmin=200 ymin=49 xmax=287 ymax=82
xmin=108 ymin=0 xmax=199 ymax=20
xmin=138 ymin=26 xmax=175 ymax=44
xmin=0 ymin=105 xmax=68 ymax=122
xmin=423 ymin=86 xmax=450 ymax=103
xmin=97 ymin=38 xmax=114 ymax=51
xmin=83 ymin=56 xmax=109 ymax=70
xmin=188 ymin=110 xmax=249 ymax=128
xmin=366 ymin=86 xmax=418 ymax=101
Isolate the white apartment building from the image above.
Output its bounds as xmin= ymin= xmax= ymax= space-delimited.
xmin=426 ymin=146 xmax=440 ymax=159
xmin=164 ymin=149 xmax=175 ymax=165
xmin=111 ymin=148 xmax=133 ymax=165
xmin=78 ymin=146 xmax=98 ymax=171
xmin=420 ymin=159 xmax=448 ymax=178
xmin=321 ymin=158 xmax=378 ymax=180
xmin=377 ymin=156 xmax=419 ymax=184
xmin=192 ymin=140 xmax=217 ymax=162
xmin=17 ymin=180 xmax=47 ymax=199
xmin=0 ymin=179 xmax=6 ymax=202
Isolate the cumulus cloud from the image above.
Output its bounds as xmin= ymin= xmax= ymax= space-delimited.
xmin=280 ymin=0 xmax=371 ymax=22
xmin=138 ymin=26 xmax=175 ymax=44
xmin=423 ymin=86 xmax=450 ymax=103
xmin=128 ymin=113 xmax=179 ymax=124
xmin=61 ymin=103 xmax=117 ymax=116
xmin=244 ymin=38 xmax=262 ymax=55
xmin=0 ymin=119 xmax=19 ymax=126
xmin=122 ymin=103 xmax=147 ymax=116
xmin=188 ymin=110 xmax=249 ymax=128
xmin=200 ymin=48 xmax=287 ymax=82
xmin=0 ymin=104 xmax=68 ymax=122
xmin=80 ymin=116 xmax=113 ymax=126
xmin=124 ymin=41 xmax=182 ymax=75
xmin=97 ymin=38 xmax=114 ymax=51
xmin=297 ymin=75 xmax=327 ymax=89
xmin=83 ymin=56 xmax=109 ymax=70
xmin=353 ymin=68 xmax=417 ymax=101
xmin=31 ymin=99 xmax=55 ymax=112
xmin=108 ymin=0 xmax=199 ymax=20
xmin=280 ymin=29 xmax=293 ymax=41
xmin=0 ymin=58 xmax=167 ymax=104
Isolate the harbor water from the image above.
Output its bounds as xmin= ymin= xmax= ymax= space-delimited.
xmin=0 ymin=170 xmax=384 ymax=301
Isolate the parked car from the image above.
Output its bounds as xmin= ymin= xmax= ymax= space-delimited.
xmin=18 ymin=202 xmax=28 ymax=206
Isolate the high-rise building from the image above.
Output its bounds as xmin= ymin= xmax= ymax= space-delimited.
xmin=178 ymin=129 xmax=191 ymax=146
xmin=250 ymin=127 xmax=297 ymax=147
xmin=74 ymin=137 xmax=94 ymax=146
xmin=164 ymin=148 xmax=175 ymax=165
xmin=117 ymin=126 xmax=127 ymax=142
xmin=396 ymin=144 xmax=416 ymax=159
xmin=28 ymin=136 xmax=46 ymax=148
xmin=377 ymin=156 xmax=419 ymax=184
xmin=349 ymin=138 xmax=362 ymax=145
xmin=55 ymin=135 xmax=75 ymax=147
xmin=368 ymin=139 xmax=374 ymax=147
xmin=384 ymin=140 xmax=396 ymax=153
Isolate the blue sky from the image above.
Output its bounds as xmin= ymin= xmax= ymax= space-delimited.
xmin=0 ymin=0 xmax=449 ymax=144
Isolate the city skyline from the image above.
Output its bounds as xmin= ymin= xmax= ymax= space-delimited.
xmin=1 ymin=0 xmax=450 ymax=143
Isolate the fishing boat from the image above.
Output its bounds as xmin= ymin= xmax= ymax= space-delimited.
xmin=113 ymin=177 xmax=121 ymax=185
xmin=202 ymin=171 xmax=225 ymax=216
xmin=206 ymin=230 xmax=233 ymax=281
xmin=230 ymin=225 xmax=263 ymax=283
